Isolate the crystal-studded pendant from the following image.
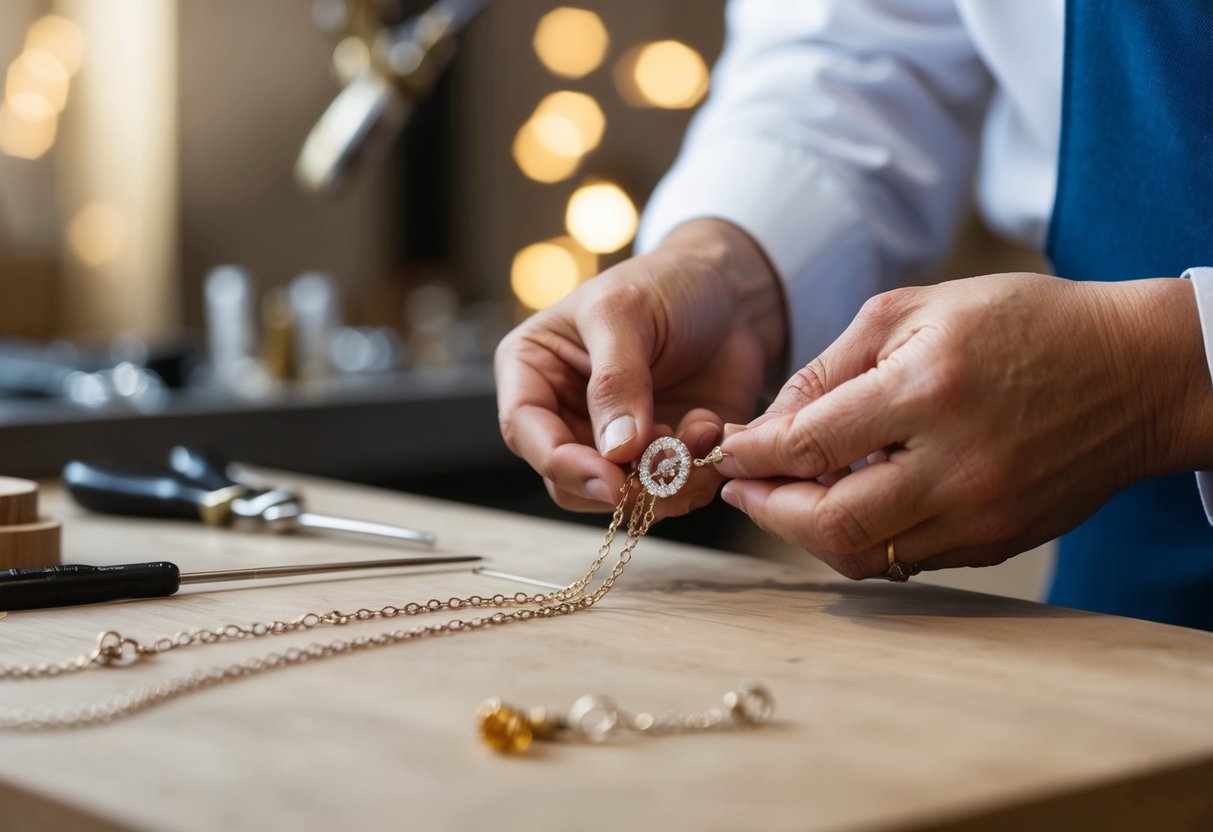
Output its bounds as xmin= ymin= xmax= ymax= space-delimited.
xmin=638 ymin=437 xmax=692 ymax=498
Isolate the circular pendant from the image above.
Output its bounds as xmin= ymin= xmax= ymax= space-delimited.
xmin=638 ymin=437 xmax=692 ymax=498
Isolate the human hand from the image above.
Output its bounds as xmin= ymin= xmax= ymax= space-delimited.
xmin=495 ymin=219 xmax=786 ymax=518
xmin=715 ymin=273 xmax=1213 ymax=578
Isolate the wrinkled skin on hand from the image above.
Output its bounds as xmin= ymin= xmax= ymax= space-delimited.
xmin=717 ymin=273 xmax=1213 ymax=579
xmin=494 ymin=219 xmax=786 ymax=520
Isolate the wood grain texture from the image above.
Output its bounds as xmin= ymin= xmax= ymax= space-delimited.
xmin=0 ymin=519 xmax=61 ymax=569
xmin=0 ymin=477 xmax=39 ymax=526
xmin=1 ymin=473 xmax=1212 ymax=832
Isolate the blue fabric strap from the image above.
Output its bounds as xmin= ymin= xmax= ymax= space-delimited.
xmin=1046 ymin=1 xmax=1213 ymax=629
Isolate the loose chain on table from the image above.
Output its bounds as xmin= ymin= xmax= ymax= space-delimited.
xmin=477 ymin=678 xmax=775 ymax=753
xmin=0 ymin=465 xmax=666 ymax=731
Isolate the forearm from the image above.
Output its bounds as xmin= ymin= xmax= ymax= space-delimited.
xmin=636 ymin=0 xmax=993 ymax=372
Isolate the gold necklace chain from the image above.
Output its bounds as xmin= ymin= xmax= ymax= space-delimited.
xmin=0 ymin=441 xmax=726 ymax=732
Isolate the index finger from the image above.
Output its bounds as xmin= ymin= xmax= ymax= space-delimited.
xmin=716 ymin=360 xmax=907 ymax=481
xmin=495 ymin=338 xmax=627 ymax=503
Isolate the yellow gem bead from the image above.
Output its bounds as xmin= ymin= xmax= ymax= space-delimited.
xmin=476 ymin=699 xmax=534 ymax=754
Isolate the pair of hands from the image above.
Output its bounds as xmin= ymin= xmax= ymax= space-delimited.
xmin=495 ymin=219 xmax=1213 ymax=579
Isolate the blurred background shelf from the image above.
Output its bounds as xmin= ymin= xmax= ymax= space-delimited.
xmin=0 ymin=364 xmax=510 ymax=480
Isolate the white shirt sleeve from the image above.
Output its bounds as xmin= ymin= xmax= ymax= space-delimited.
xmin=636 ymin=0 xmax=994 ymax=371
xmin=1184 ymin=267 xmax=1213 ymax=524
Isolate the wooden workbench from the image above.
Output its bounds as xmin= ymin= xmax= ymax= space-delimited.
xmin=2 ymin=474 xmax=1212 ymax=831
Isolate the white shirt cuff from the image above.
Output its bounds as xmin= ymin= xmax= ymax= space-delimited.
xmin=637 ymin=134 xmax=880 ymax=373
xmin=1184 ymin=266 xmax=1213 ymax=524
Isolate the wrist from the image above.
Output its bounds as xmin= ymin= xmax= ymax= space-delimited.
xmin=1104 ymin=278 xmax=1213 ymax=475
xmin=659 ymin=219 xmax=788 ymax=377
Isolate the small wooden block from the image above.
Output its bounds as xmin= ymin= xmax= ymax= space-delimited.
xmin=0 ymin=519 xmax=61 ymax=569
xmin=0 ymin=477 xmax=39 ymax=526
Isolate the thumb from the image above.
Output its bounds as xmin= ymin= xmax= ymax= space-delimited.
xmin=578 ymin=290 xmax=656 ymax=462
xmin=765 ymin=290 xmax=912 ymax=418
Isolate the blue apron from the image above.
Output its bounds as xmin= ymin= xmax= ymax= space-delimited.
xmin=1045 ymin=1 xmax=1213 ymax=628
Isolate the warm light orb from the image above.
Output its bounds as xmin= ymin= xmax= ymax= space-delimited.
xmin=24 ymin=15 xmax=85 ymax=76
xmin=532 ymin=7 xmax=609 ymax=79
xmin=514 ymin=91 xmax=606 ymax=181
xmin=0 ymin=101 xmax=56 ymax=159
xmin=511 ymin=237 xmax=596 ymax=310
xmin=6 ymin=49 xmax=70 ymax=112
xmin=531 ymin=112 xmax=584 ymax=157
xmin=7 ymin=90 xmax=55 ymax=122
xmin=512 ymin=120 xmax=580 ymax=183
xmin=67 ymin=201 xmax=128 ymax=267
xmin=617 ymin=40 xmax=709 ymax=109
xmin=553 ymin=234 xmax=598 ymax=280
xmin=533 ymin=91 xmax=605 ymax=155
xmin=565 ymin=182 xmax=638 ymax=254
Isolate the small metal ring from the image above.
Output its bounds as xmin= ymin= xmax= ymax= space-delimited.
xmin=883 ymin=538 xmax=920 ymax=582
xmin=567 ymin=694 xmax=619 ymax=743
xmin=724 ymin=680 xmax=775 ymax=724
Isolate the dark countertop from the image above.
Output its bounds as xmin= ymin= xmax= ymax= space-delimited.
xmin=0 ymin=364 xmax=512 ymax=480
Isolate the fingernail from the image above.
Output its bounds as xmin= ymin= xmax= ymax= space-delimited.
xmin=601 ymin=416 xmax=637 ymax=454
xmin=692 ymin=430 xmax=718 ymax=459
xmin=722 ymin=422 xmax=746 ymax=439
xmin=720 ymin=483 xmax=741 ymax=509
xmin=587 ymin=478 xmax=614 ymax=504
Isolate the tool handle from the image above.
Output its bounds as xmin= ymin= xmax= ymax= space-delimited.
xmin=63 ymin=460 xmax=227 ymax=522
xmin=0 ymin=562 xmax=181 ymax=610
xmin=168 ymin=445 xmax=240 ymax=491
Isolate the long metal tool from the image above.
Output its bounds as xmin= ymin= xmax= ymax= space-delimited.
xmin=1 ymin=555 xmax=481 ymax=611
xmin=259 ymin=503 xmax=436 ymax=546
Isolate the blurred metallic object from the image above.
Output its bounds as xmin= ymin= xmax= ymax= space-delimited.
xmin=296 ymin=0 xmax=490 ymax=196
xmin=260 ymin=287 xmax=297 ymax=381
xmin=289 ymin=271 xmax=342 ymax=380
xmin=328 ymin=326 xmax=403 ymax=374
xmin=204 ymin=265 xmax=268 ymax=397
xmin=64 ymin=362 xmax=168 ymax=413
xmin=405 ymin=281 xmax=460 ymax=369
xmin=0 ymin=340 xmax=167 ymax=413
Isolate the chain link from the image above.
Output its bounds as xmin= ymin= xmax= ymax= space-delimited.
xmin=0 ymin=467 xmax=666 ymax=731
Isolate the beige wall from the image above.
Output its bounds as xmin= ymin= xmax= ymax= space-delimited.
xmin=175 ymin=0 xmax=394 ymax=329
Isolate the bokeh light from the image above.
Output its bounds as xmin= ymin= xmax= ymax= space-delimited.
xmin=532 ymin=7 xmax=609 ymax=79
xmin=513 ymin=91 xmax=605 ymax=183
xmin=67 ymin=201 xmax=129 ymax=267
xmin=531 ymin=112 xmax=583 ymax=157
xmin=565 ymin=182 xmax=637 ymax=254
xmin=533 ymin=91 xmax=605 ymax=155
xmin=24 ymin=15 xmax=85 ymax=76
xmin=616 ymin=40 xmax=709 ymax=109
xmin=511 ymin=236 xmax=597 ymax=310
xmin=7 ymin=90 xmax=55 ymax=122
xmin=512 ymin=120 xmax=581 ymax=183
xmin=0 ymin=101 xmax=56 ymax=159
xmin=6 ymin=49 xmax=70 ymax=112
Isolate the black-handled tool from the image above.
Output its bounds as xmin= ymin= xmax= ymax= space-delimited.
xmin=63 ymin=460 xmax=243 ymax=524
xmin=63 ymin=447 xmax=439 ymax=545
xmin=167 ymin=445 xmax=240 ymax=492
xmin=0 ymin=554 xmax=482 ymax=611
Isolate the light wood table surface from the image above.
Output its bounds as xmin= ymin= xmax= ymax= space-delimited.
xmin=2 ymin=474 xmax=1212 ymax=832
